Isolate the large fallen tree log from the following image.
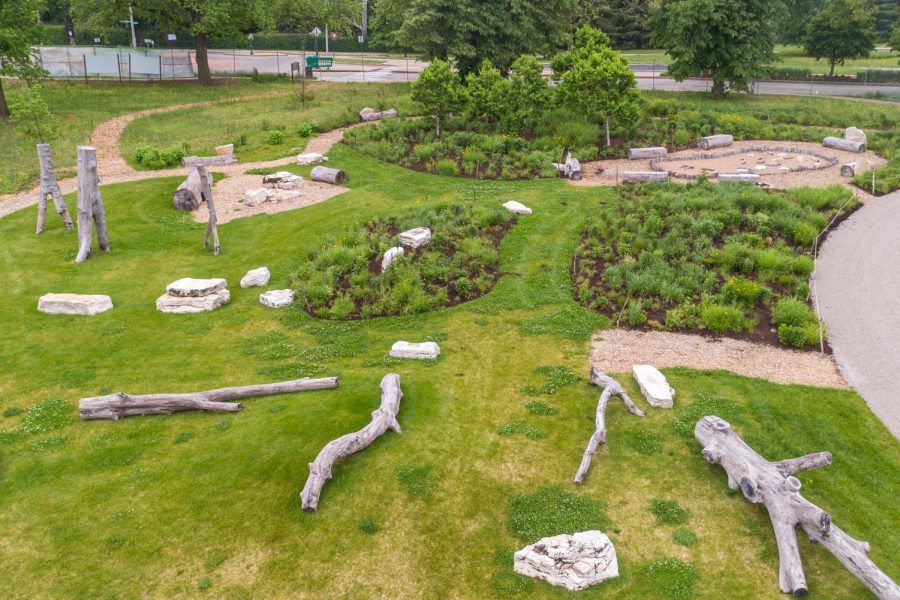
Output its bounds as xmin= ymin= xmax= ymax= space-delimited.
xmin=79 ymin=376 xmax=339 ymax=420
xmin=310 ymin=166 xmax=348 ymax=184
xmin=574 ymin=368 xmax=647 ymax=485
xmin=181 ymin=155 xmax=238 ymax=167
xmin=300 ymin=373 xmax=402 ymax=511
xmin=173 ymin=167 xmax=213 ymax=211
xmin=695 ymin=416 xmax=900 ymax=599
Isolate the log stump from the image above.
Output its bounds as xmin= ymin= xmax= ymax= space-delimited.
xmin=35 ymin=144 xmax=74 ymax=234
xmin=75 ymin=146 xmax=110 ymax=263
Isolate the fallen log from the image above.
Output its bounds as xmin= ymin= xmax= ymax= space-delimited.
xmin=628 ymin=146 xmax=668 ymax=160
xmin=35 ymin=144 xmax=74 ymax=234
xmin=823 ymin=137 xmax=866 ymax=154
xmin=300 ymin=373 xmax=402 ymax=511
xmin=574 ymin=368 xmax=647 ymax=485
xmin=840 ymin=162 xmax=858 ymax=177
xmin=695 ymin=416 xmax=900 ymax=599
xmin=718 ymin=173 xmax=760 ymax=184
xmin=310 ymin=166 xmax=348 ymax=185
xmin=622 ymin=171 xmax=668 ymax=183
xmin=173 ymin=167 xmax=213 ymax=211
xmin=181 ymin=155 xmax=238 ymax=168
xmin=79 ymin=376 xmax=339 ymax=420
xmin=698 ymin=134 xmax=734 ymax=150
xmin=197 ymin=165 xmax=220 ymax=255
xmin=75 ymin=146 xmax=110 ymax=263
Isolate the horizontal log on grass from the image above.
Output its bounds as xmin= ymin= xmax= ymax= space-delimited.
xmin=181 ymin=155 xmax=238 ymax=168
xmin=310 ymin=166 xmax=348 ymax=184
xmin=173 ymin=167 xmax=213 ymax=211
xmin=698 ymin=134 xmax=733 ymax=150
xmin=718 ymin=173 xmax=760 ymax=184
xmin=823 ymin=137 xmax=866 ymax=153
xmin=627 ymin=146 xmax=668 ymax=160
xmin=300 ymin=373 xmax=402 ymax=512
xmin=623 ymin=171 xmax=668 ymax=183
xmin=695 ymin=416 xmax=900 ymax=599
xmin=79 ymin=376 xmax=339 ymax=420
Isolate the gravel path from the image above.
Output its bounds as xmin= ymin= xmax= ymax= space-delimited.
xmin=813 ymin=189 xmax=900 ymax=438
xmin=590 ymin=329 xmax=847 ymax=389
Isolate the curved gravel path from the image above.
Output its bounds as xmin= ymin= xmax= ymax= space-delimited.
xmin=814 ymin=189 xmax=900 ymax=438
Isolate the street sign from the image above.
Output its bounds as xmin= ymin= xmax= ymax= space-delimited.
xmin=330 ymin=32 xmax=338 ymax=41
xmin=94 ymin=37 xmax=101 ymax=44
xmin=358 ymin=36 xmax=364 ymax=44
xmin=167 ymin=33 xmax=177 ymax=41
xmin=311 ymin=27 xmax=322 ymax=36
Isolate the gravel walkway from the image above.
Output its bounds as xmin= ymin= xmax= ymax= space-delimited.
xmin=813 ymin=189 xmax=900 ymax=438
xmin=590 ymin=329 xmax=847 ymax=389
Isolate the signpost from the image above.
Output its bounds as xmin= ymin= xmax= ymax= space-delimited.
xmin=311 ymin=27 xmax=322 ymax=59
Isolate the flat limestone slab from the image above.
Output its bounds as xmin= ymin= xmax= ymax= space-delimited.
xmin=514 ymin=531 xmax=618 ymax=591
xmin=38 ymin=293 xmax=113 ymax=316
xmin=260 ymin=289 xmax=294 ymax=308
xmin=165 ymin=277 xmax=227 ymax=298
xmin=240 ymin=267 xmax=270 ymax=288
xmin=503 ymin=200 xmax=533 ymax=215
xmin=632 ymin=364 xmax=675 ymax=409
xmin=157 ymin=289 xmax=230 ymax=314
xmin=399 ymin=227 xmax=432 ymax=249
xmin=718 ymin=173 xmax=760 ymax=183
xmin=215 ymin=143 xmax=234 ymax=156
xmin=389 ymin=341 xmax=440 ymax=360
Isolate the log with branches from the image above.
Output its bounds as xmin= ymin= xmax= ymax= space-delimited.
xmin=196 ymin=165 xmax=220 ymax=255
xmin=695 ymin=416 xmax=900 ymax=599
xmin=574 ymin=368 xmax=647 ymax=485
xmin=74 ymin=146 xmax=110 ymax=263
xmin=173 ymin=167 xmax=212 ymax=211
xmin=79 ymin=376 xmax=339 ymax=420
xmin=300 ymin=373 xmax=403 ymax=512
xmin=35 ymin=144 xmax=73 ymax=234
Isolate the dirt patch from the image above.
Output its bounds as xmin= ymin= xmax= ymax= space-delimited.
xmin=589 ymin=328 xmax=847 ymax=389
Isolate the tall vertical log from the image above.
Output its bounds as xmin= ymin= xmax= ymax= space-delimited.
xmin=197 ymin=165 xmax=219 ymax=255
xmin=75 ymin=146 xmax=110 ymax=263
xmin=35 ymin=144 xmax=74 ymax=234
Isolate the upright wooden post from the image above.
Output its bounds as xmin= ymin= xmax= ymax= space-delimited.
xmin=35 ymin=144 xmax=73 ymax=234
xmin=197 ymin=166 xmax=219 ymax=255
xmin=75 ymin=146 xmax=110 ymax=263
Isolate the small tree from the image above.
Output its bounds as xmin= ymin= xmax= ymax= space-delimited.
xmin=503 ymin=55 xmax=552 ymax=135
xmin=411 ymin=59 xmax=464 ymax=136
xmin=465 ymin=60 xmax=508 ymax=123
xmin=891 ymin=21 xmax=900 ymax=60
xmin=803 ymin=0 xmax=875 ymax=78
xmin=9 ymin=85 xmax=59 ymax=143
xmin=0 ymin=0 xmax=47 ymax=119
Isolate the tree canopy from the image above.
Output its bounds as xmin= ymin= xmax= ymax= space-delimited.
xmin=410 ymin=59 xmax=465 ymax=136
xmin=0 ymin=0 xmax=47 ymax=119
xmin=803 ymin=0 xmax=875 ymax=77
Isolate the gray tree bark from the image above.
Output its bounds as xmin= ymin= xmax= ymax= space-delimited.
xmin=623 ymin=171 xmax=669 ymax=183
xmin=80 ymin=376 xmax=339 ymax=420
xmin=173 ymin=167 xmax=212 ymax=211
xmin=310 ymin=166 xmax=348 ymax=185
xmin=300 ymin=373 xmax=402 ymax=511
xmin=196 ymin=165 xmax=220 ymax=255
xmin=35 ymin=144 xmax=74 ymax=234
xmin=75 ymin=146 xmax=110 ymax=263
xmin=181 ymin=155 xmax=238 ymax=167
xmin=574 ymin=368 xmax=647 ymax=485
xmin=695 ymin=416 xmax=900 ymax=599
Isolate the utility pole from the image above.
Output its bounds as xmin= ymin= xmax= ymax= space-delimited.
xmin=128 ymin=5 xmax=137 ymax=49
xmin=325 ymin=22 xmax=329 ymax=54
xmin=362 ymin=0 xmax=369 ymax=38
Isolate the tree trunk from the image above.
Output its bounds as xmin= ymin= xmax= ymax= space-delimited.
xmin=310 ymin=166 xmax=348 ymax=184
xmin=79 ymin=376 xmax=339 ymax=420
xmin=198 ymin=165 xmax=219 ymax=255
xmin=173 ymin=167 xmax=211 ymax=211
xmin=0 ymin=78 xmax=9 ymax=120
xmin=195 ymin=32 xmax=212 ymax=85
xmin=605 ymin=116 xmax=611 ymax=147
xmin=574 ymin=368 xmax=646 ymax=484
xmin=695 ymin=416 xmax=900 ymax=599
xmin=712 ymin=79 xmax=725 ymax=100
xmin=36 ymin=144 xmax=74 ymax=234
xmin=829 ymin=60 xmax=836 ymax=78
xmin=75 ymin=146 xmax=110 ymax=263
xmin=435 ymin=115 xmax=441 ymax=137
xmin=300 ymin=373 xmax=403 ymax=512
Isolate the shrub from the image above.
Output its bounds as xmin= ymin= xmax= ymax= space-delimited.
xmin=134 ymin=144 xmax=187 ymax=169
xmin=297 ymin=122 xmax=314 ymax=137
xmin=701 ymin=304 xmax=745 ymax=333
xmin=771 ymin=298 xmax=816 ymax=327
xmin=673 ymin=528 xmax=698 ymax=547
xmin=265 ymin=129 xmax=284 ymax=145
xmin=436 ymin=159 xmax=459 ymax=177
xmin=507 ymin=486 xmax=611 ymax=542
xmin=720 ymin=277 xmax=769 ymax=306
xmin=650 ymin=498 xmax=691 ymax=525
xmin=778 ymin=323 xmax=821 ymax=348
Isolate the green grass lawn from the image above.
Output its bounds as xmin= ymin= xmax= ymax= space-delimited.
xmin=0 ymin=144 xmax=897 ymax=598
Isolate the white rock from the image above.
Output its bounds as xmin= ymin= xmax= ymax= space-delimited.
xmin=215 ymin=143 xmax=234 ymax=156
xmin=37 ymin=293 xmax=113 ymax=316
xmin=268 ymin=189 xmax=301 ymax=202
xmin=156 ymin=289 xmax=230 ymax=313
xmin=244 ymin=188 xmax=269 ymax=207
xmin=844 ymin=126 xmax=867 ymax=144
xmin=514 ymin=531 xmax=618 ymax=591
xmin=754 ymin=165 xmax=767 ymax=171
xmin=262 ymin=171 xmax=300 ymax=184
xmin=381 ymin=246 xmax=405 ymax=273
xmin=277 ymin=181 xmax=297 ymax=190
xmin=399 ymin=227 xmax=432 ymax=249
xmin=503 ymin=200 xmax=533 ymax=215
xmin=389 ymin=341 xmax=440 ymax=360
xmin=240 ymin=267 xmax=270 ymax=288
xmin=260 ymin=289 xmax=295 ymax=308
xmin=632 ymin=364 xmax=675 ymax=409
xmin=297 ymin=152 xmax=327 ymax=165
xmin=165 ymin=277 xmax=227 ymax=298
xmin=718 ymin=173 xmax=760 ymax=183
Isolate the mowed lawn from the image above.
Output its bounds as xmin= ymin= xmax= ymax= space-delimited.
xmin=0 ymin=146 xmax=898 ymax=599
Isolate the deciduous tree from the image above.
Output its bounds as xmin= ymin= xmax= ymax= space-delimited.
xmin=503 ymin=55 xmax=551 ymax=134
xmin=411 ymin=59 xmax=464 ymax=136
xmin=464 ymin=59 xmax=507 ymax=123
xmin=0 ymin=0 xmax=47 ymax=119
xmin=803 ymin=0 xmax=876 ymax=78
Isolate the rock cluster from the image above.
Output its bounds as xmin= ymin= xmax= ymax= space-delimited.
xmin=632 ymin=364 xmax=675 ymax=408
xmin=513 ymin=531 xmax=619 ymax=591
xmin=156 ymin=278 xmax=230 ymax=314
xmin=389 ymin=341 xmax=441 ymax=360
xmin=243 ymin=187 xmax=301 ymax=207
xmin=38 ymin=293 xmax=113 ymax=316
xmin=263 ymin=171 xmax=303 ymax=190
xmin=240 ymin=267 xmax=271 ymax=288
xmin=399 ymin=227 xmax=432 ymax=249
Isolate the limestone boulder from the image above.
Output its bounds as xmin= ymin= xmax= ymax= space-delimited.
xmin=514 ymin=531 xmax=618 ymax=591
xmin=399 ymin=227 xmax=432 ymax=249
xmin=165 ymin=277 xmax=227 ymax=298
xmin=297 ymin=152 xmax=327 ymax=165
xmin=632 ymin=364 xmax=675 ymax=409
xmin=215 ymin=143 xmax=234 ymax=156
xmin=38 ymin=293 xmax=113 ymax=316
xmin=260 ymin=289 xmax=295 ymax=308
xmin=381 ymin=246 xmax=405 ymax=273
xmin=268 ymin=189 xmax=301 ymax=202
xmin=503 ymin=200 xmax=533 ymax=215
xmin=156 ymin=289 xmax=230 ymax=314
xmin=262 ymin=171 xmax=301 ymax=185
xmin=844 ymin=127 xmax=866 ymax=144
xmin=389 ymin=341 xmax=441 ymax=360
xmin=244 ymin=188 xmax=269 ymax=207
xmin=240 ymin=267 xmax=271 ymax=288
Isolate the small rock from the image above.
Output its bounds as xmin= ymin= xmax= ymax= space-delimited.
xmin=156 ymin=289 xmax=230 ymax=313
xmin=399 ymin=227 xmax=432 ymax=249
xmin=503 ymin=200 xmax=532 ymax=215
xmin=165 ymin=277 xmax=227 ymax=298
xmin=244 ymin=188 xmax=269 ymax=207
xmin=754 ymin=165 xmax=767 ymax=171
xmin=277 ymin=181 xmax=297 ymax=190
xmin=297 ymin=152 xmax=327 ymax=165
xmin=514 ymin=531 xmax=618 ymax=591
xmin=262 ymin=171 xmax=301 ymax=184
xmin=240 ymin=267 xmax=270 ymax=288
xmin=844 ymin=126 xmax=867 ymax=144
xmin=260 ymin=289 xmax=295 ymax=308
xmin=37 ymin=293 xmax=113 ymax=316
xmin=632 ymin=364 xmax=675 ymax=409
xmin=389 ymin=341 xmax=440 ymax=360
xmin=215 ymin=143 xmax=234 ymax=156
xmin=381 ymin=246 xmax=405 ymax=273
xmin=268 ymin=190 xmax=301 ymax=202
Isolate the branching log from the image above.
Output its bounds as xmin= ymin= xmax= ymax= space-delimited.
xmin=300 ymin=373 xmax=403 ymax=512
xmin=75 ymin=146 xmax=110 ymax=263
xmin=310 ymin=166 xmax=348 ymax=184
xmin=197 ymin=165 xmax=220 ymax=255
xmin=695 ymin=416 xmax=900 ymax=599
xmin=79 ymin=376 xmax=339 ymax=420
xmin=574 ymin=368 xmax=647 ymax=485
xmin=173 ymin=167 xmax=212 ymax=211
xmin=35 ymin=144 xmax=73 ymax=234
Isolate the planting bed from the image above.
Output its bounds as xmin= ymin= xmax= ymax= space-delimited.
xmin=650 ymin=146 xmax=838 ymax=179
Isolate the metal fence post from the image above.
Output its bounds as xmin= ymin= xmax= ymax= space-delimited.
xmin=159 ymin=55 xmax=163 ymax=80
xmin=276 ymin=51 xmax=280 ymax=74
xmin=66 ymin=46 xmax=73 ymax=78
xmin=83 ymin=55 xmax=88 ymax=82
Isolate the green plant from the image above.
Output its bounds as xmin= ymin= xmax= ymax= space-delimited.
xmin=520 ymin=365 xmax=581 ymax=395
xmin=297 ymin=121 xmax=314 ymax=137
xmin=673 ymin=527 xmax=699 ymax=547
xmin=507 ymin=486 xmax=611 ymax=542
xmin=133 ymin=143 xmax=187 ymax=169
xmin=3 ymin=407 xmax=22 ymax=417
xmin=771 ymin=298 xmax=816 ymax=327
xmin=641 ymin=558 xmax=700 ymax=600
xmin=525 ymin=400 xmax=557 ymax=415
xmin=173 ymin=431 xmax=195 ymax=444
xmin=397 ymin=464 xmax=435 ymax=498
xmin=701 ymin=304 xmax=746 ymax=333
xmin=778 ymin=323 xmax=821 ymax=348
xmin=358 ymin=519 xmax=380 ymax=534
xmin=9 ymin=84 xmax=58 ymax=143
xmin=265 ymin=129 xmax=284 ymax=145
xmin=651 ymin=498 xmax=691 ymax=525
xmin=625 ymin=430 xmax=662 ymax=455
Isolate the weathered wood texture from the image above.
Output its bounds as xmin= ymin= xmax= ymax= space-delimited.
xmin=695 ymin=416 xmax=900 ymax=599
xmin=840 ymin=162 xmax=859 ymax=177
xmin=628 ymin=146 xmax=668 ymax=160
xmin=197 ymin=165 xmax=220 ymax=255
xmin=360 ymin=108 xmax=398 ymax=122
xmin=574 ymin=368 xmax=647 ymax=485
xmin=35 ymin=144 xmax=73 ymax=234
xmin=718 ymin=173 xmax=760 ymax=183
xmin=79 ymin=376 xmax=339 ymax=420
xmin=623 ymin=171 xmax=668 ymax=183
xmin=310 ymin=166 xmax=348 ymax=184
xmin=698 ymin=134 xmax=734 ymax=150
xmin=823 ymin=137 xmax=866 ymax=153
xmin=173 ymin=167 xmax=212 ymax=211
xmin=181 ymin=155 xmax=238 ymax=167
xmin=75 ymin=146 xmax=110 ymax=263
xmin=300 ymin=373 xmax=402 ymax=511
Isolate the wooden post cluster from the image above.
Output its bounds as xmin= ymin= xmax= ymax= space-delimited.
xmin=695 ymin=416 xmax=900 ymax=599
xmin=75 ymin=146 xmax=110 ymax=263
xmin=35 ymin=144 xmax=74 ymax=234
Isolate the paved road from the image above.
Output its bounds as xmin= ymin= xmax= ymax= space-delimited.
xmin=814 ymin=190 xmax=900 ymax=438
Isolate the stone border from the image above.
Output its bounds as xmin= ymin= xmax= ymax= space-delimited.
xmin=650 ymin=146 xmax=839 ymax=180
